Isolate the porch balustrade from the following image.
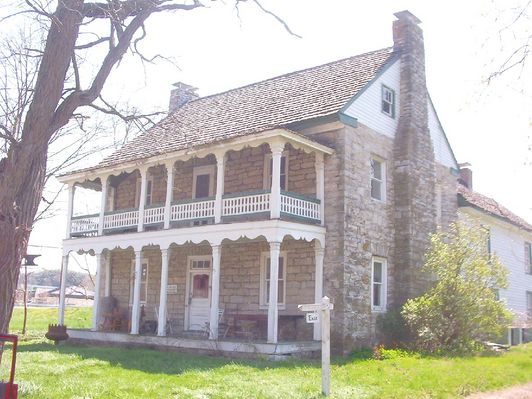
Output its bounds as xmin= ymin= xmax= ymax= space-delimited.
xmin=69 ymin=191 xmax=320 ymax=237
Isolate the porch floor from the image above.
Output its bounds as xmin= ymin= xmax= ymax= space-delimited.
xmin=67 ymin=329 xmax=321 ymax=359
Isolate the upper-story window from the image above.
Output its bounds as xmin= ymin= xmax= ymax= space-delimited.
xmin=370 ymin=156 xmax=386 ymax=202
xmin=371 ymin=257 xmax=387 ymax=312
xmin=525 ymin=242 xmax=532 ymax=274
xmin=263 ymin=153 xmax=288 ymax=191
xmin=135 ymin=175 xmax=154 ymax=207
xmin=192 ymin=165 xmax=215 ymax=199
xmin=381 ymin=85 xmax=395 ymax=118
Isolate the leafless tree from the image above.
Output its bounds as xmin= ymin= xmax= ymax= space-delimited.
xmin=0 ymin=0 xmax=295 ymax=333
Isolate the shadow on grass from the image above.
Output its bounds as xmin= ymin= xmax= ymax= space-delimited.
xmin=16 ymin=340 xmax=326 ymax=375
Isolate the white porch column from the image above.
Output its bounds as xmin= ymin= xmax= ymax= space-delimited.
xmin=267 ymin=241 xmax=281 ymax=343
xmin=92 ymin=251 xmax=104 ymax=331
xmin=157 ymin=248 xmax=170 ymax=336
xmin=65 ymin=184 xmax=76 ymax=239
xmin=209 ymin=244 xmax=222 ymax=339
xmin=315 ymin=152 xmax=325 ymax=226
xmin=214 ymin=151 xmax=226 ymax=224
xmin=164 ymin=162 xmax=174 ymax=229
xmin=58 ymin=254 xmax=69 ymax=325
xmin=314 ymin=243 xmax=325 ymax=340
xmin=138 ymin=168 xmax=148 ymax=232
xmin=270 ymin=142 xmax=284 ymax=219
xmin=130 ymin=250 xmax=143 ymax=334
xmin=104 ymin=251 xmax=111 ymax=296
xmin=98 ymin=175 xmax=109 ymax=236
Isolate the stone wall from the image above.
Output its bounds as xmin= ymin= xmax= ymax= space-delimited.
xmin=109 ymin=145 xmax=316 ymax=210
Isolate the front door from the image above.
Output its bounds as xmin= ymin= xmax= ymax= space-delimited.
xmin=186 ymin=257 xmax=211 ymax=331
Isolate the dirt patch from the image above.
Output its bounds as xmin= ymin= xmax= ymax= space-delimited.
xmin=467 ymin=383 xmax=532 ymax=399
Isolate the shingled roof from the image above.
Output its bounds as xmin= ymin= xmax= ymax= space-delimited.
xmin=85 ymin=47 xmax=395 ymax=172
xmin=458 ymin=184 xmax=532 ymax=233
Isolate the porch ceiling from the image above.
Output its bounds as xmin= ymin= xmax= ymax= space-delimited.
xmin=63 ymin=219 xmax=326 ymax=255
xmin=58 ymin=128 xmax=334 ymax=185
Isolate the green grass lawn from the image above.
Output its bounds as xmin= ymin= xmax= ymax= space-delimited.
xmin=9 ymin=307 xmax=92 ymax=335
xmin=2 ymin=308 xmax=531 ymax=398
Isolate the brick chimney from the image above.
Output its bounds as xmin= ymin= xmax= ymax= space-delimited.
xmin=168 ymin=82 xmax=199 ymax=113
xmin=392 ymin=11 xmax=437 ymax=304
xmin=458 ymin=162 xmax=473 ymax=190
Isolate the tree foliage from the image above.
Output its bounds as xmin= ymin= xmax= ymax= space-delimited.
xmin=401 ymin=222 xmax=512 ymax=352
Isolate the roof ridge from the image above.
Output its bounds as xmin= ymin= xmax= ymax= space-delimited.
xmin=177 ymin=46 xmax=395 ymax=109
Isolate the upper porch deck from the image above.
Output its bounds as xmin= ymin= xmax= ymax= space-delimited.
xmin=60 ymin=129 xmax=333 ymax=240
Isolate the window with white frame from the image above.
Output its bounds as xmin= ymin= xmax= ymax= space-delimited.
xmin=370 ymin=156 xmax=385 ymax=201
xmin=129 ymin=259 xmax=149 ymax=305
xmin=260 ymin=252 xmax=286 ymax=308
xmin=371 ymin=257 xmax=387 ymax=312
xmin=381 ymin=85 xmax=395 ymax=118
xmin=135 ymin=175 xmax=154 ymax=207
xmin=525 ymin=242 xmax=532 ymax=274
xmin=263 ymin=153 xmax=288 ymax=191
xmin=526 ymin=291 xmax=532 ymax=316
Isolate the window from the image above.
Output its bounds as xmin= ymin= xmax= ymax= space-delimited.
xmin=192 ymin=165 xmax=215 ymax=199
xmin=525 ymin=242 xmax=532 ymax=274
xmin=130 ymin=259 xmax=149 ymax=305
xmin=381 ymin=85 xmax=395 ymax=118
xmin=370 ymin=156 xmax=386 ymax=201
xmin=263 ymin=153 xmax=288 ymax=191
xmin=260 ymin=252 xmax=287 ymax=308
xmin=527 ymin=291 xmax=532 ymax=316
xmin=371 ymin=257 xmax=387 ymax=312
xmin=135 ymin=175 xmax=153 ymax=207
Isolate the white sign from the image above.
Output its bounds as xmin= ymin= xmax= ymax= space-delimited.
xmin=306 ymin=312 xmax=319 ymax=323
xmin=167 ymin=284 xmax=178 ymax=294
xmin=299 ymin=296 xmax=333 ymax=396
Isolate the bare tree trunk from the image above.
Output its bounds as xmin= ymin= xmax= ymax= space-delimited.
xmin=0 ymin=0 xmax=83 ymax=334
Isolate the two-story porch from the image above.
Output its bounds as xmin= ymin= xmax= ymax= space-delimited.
xmin=58 ymin=128 xmax=333 ymax=356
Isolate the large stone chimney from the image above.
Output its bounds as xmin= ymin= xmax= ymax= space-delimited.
xmin=392 ymin=11 xmax=437 ymax=304
xmin=168 ymin=82 xmax=199 ymax=113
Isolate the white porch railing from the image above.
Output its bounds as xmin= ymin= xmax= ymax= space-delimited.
xmin=144 ymin=205 xmax=165 ymax=225
xmin=170 ymin=198 xmax=215 ymax=221
xmin=103 ymin=209 xmax=139 ymax=230
xmin=69 ymin=191 xmax=321 ymax=237
xmin=223 ymin=191 xmax=271 ymax=216
xmin=281 ymin=191 xmax=320 ymax=221
xmin=71 ymin=214 xmax=99 ymax=236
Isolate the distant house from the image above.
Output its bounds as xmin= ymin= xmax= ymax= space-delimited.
xmin=458 ymin=170 xmax=532 ymax=344
xmin=47 ymin=286 xmax=94 ymax=307
xmin=56 ymin=11 xmax=470 ymax=356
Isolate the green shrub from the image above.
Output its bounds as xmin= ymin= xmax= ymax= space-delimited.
xmin=401 ymin=221 xmax=512 ymax=353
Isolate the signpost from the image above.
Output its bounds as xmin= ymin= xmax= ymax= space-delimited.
xmin=298 ymin=296 xmax=334 ymax=396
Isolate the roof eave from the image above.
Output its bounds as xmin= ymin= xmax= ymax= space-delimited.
xmin=57 ymin=127 xmax=334 ymax=184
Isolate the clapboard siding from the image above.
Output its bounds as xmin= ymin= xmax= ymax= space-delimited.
xmin=459 ymin=207 xmax=532 ymax=316
xmin=428 ymin=100 xmax=457 ymax=169
xmin=343 ymin=59 xmax=400 ymax=138
xmin=343 ymin=59 xmax=457 ymax=170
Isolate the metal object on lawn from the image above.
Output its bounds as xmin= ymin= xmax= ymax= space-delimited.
xmin=20 ymin=254 xmax=40 ymax=335
xmin=45 ymin=324 xmax=69 ymax=345
xmin=0 ymin=334 xmax=18 ymax=399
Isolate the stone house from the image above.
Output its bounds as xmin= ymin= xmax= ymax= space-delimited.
xmin=57 ymin=11 xmax=459 ymax=356
xmin=457 ymin=170 xmax=532 ymax=345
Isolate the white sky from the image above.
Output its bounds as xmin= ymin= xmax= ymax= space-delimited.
xmin=26 ymin=0 xmax=532 ymax=272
